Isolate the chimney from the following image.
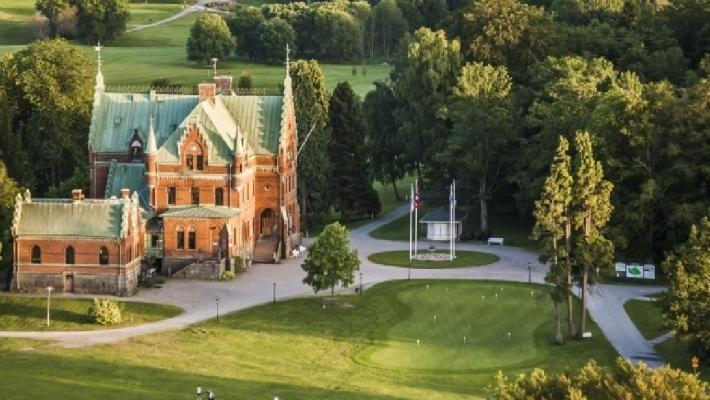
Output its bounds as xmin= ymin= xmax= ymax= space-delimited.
xmin=214 ymin=74 xmax=233 ymax=95
xmin=198 ymin=82 xmax=216 ymax=103
xmin=71 ymin=189 xmax=84 ymax=202
xmin=121 ymin=188 xmax=130 ymax=200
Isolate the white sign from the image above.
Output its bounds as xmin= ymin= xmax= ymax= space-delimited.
xmin=582 ymin=331 xmax=592 ymax=338
xmin=643 ymin=264 xmax=656 ymax=280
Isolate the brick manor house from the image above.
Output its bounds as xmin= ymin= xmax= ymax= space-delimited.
xmin=11 ymin=55 xmax=301 ymax=295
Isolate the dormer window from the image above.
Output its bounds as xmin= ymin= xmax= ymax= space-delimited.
xmin=185 ymin=142 xmax=205 ymax=171
xmin=131 ymin=140 xmax=142 ymax=159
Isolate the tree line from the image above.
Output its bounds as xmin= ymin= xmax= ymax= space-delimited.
xmin=35 ymin=0 xmax=130 ymax=43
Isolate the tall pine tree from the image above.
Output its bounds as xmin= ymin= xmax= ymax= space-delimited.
xmin=572 ymin=131 xmax=614 ymax=336
xmin=532 ymin=136 xmax=573 ymax=344
xmin=290 ymin=60 xmax=331 ymax=229
xmin=328 ymin=82 xmax=380 ymax=220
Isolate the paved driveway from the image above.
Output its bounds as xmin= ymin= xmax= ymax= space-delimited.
xmin=0 ymin=204 xmax=667 ymax=366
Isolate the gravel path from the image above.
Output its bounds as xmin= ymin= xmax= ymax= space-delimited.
xmin=0 ymin=203 xmax=668 ymax=367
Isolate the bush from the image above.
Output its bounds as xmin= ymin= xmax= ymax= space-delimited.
xmin=238 ymin=71 xmax=252 ymax=89
xmin=88 ymin=298 xmax=122 ymax=325
xmin=232 ymin=256 xmax=245 ymax=273
xmin=220 ymin=270 xmax=235 ymax=281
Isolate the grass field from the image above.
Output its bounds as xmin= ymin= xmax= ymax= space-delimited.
xmin=0 ymin=295 xmax=182 ymax=331
xmin=368 ymin=250 xmax=499 ymax=269
xmin=0 ymin=280 xmax=617 ymax=399
xmin=656 ymin=338 xmax=709 ymax=379
xmin=623 ymin=299 xmax=666 ymax=340
xmin=0 ymin=3 xmax=391 ymax=96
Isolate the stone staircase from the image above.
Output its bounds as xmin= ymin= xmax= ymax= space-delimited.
xmin=253 ymin=235 xmax=280 ymax=264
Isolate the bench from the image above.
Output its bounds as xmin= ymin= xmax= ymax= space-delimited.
xmin=487 ymin=237 xmax=504 ymax=246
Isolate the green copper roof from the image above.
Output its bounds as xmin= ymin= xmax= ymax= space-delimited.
xmin=16 ymin=200 xmax=125 ymax=238
xmin=105 ymin=162 xmax=146 ymax=198
xmin=90 ymin=91 xmax=284 ymax=160
xmin=89 ymin=92 xmax=198 ymax=154
xmin=161 ymin=205 xmax=240 ymax=219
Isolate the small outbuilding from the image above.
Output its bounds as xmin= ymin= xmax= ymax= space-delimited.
xmin=419 ymin=206 xmax=468 ymax=241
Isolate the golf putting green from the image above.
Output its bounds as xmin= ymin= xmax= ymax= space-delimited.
xmin=368 ymin=250 xmax=498 ymax=268
xmin=356 ymin=281 xmax=549 ymax=371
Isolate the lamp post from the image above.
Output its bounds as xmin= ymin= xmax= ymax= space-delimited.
xmin=527 ymin=262 xmax=532 ymax=283
xmin=215 ymin=297 xmax=220 ymax=322
xmin=359 ymin=272 xmax=363 ymax=294
xmin=46 ymin=286 xmax=53 ymax=327
xmin=273 ymin=282 xmax=276 ymax=304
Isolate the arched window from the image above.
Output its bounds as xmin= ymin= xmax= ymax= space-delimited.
xmin=215 ymin=188 xmax=224 ymax=206
xmin=188 ymin=226 xmax=196 ymax=250
xmin=65 ymin=246 xmax=75 ymax=265
xmin=31 ymin=245 xmax=41 ymax=264
xmin=99 ymin=246 xmax=109 ymax=265
xmin=177 ymin=226 xmax=185 ymax=250
xmin=186 ymin=155 xmax=194 ymax=170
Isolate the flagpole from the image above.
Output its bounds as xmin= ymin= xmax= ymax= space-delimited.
xmin=453 ymin=179 xmax=456 ymax=259
xmin=409 ymin=183 xmax=413 ymax=260
xmin=414 ymin=180 xmax=418 ymax=256
xmin=449 ymin=182 xmax=452 ymax=260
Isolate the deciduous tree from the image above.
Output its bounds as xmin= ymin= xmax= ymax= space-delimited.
xmin=302 ymin=222 xmax=360 ymax=294
xmin=186 ymin=13 xmax=234 ymax=64
xmin=35 ymin=0 xmax=68 ymax=37
xmin=660 ymin=217 xmax=710 ymax=359
xmin=227 ymin=5 xmax=264 ymax=60
xmin=72 ymin=0 xmax=129 ymax=43
xmin=255 ymin=18 xmax=295 ymax=64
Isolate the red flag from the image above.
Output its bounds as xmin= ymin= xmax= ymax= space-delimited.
xmin=414 ymin=180 xmax=422 ymax=209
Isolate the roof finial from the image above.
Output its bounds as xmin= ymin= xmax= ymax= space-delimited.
xmin=146 ymin=114 xmax=157 ymax=154
xmin=94 ymin=41 xmax=103 ymax=68
xmin=285 ymin=44 xmax=291 ymax=75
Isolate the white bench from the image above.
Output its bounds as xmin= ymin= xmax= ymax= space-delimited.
xmin=487 ymin=237 xmax=504 ymax=246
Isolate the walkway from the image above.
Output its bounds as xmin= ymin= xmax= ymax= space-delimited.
xmin=0 ymin=203 xmax=668 ymax=367
xmin=126 ymin=0 xmax=229 ymax=33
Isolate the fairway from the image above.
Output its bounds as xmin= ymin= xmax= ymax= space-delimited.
xmin=0 ymin=280 xmax=618 ymax=400
xmin=358 ymin=281 xmax=552 ymax=370
xmin=0 ymin=295 xmax=182 ymax=331
xmin=368 ymin=250 xmax=498 ymax=268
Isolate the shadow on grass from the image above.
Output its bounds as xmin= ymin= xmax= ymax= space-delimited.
xmin=1 ymin=303 xmax=90 ymax=328
xmin=0 ymin=345 xmax=409 ymax=400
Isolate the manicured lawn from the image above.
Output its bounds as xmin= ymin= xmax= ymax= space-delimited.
xmin=369 ymin=202 xmax=434 ymax=240
xmin=373 ymin=175 xmax=414 ymax=217
xmin=0 ymin=0 xmax=36 ymax=45
xmin=655 ymin=338 xmax=709 ymax=380
xmin=368 ymin=250 xmax=498 ymax=269
xmin=126 ymin=2 xmax=184 ymax=26
xmin=0 ymin=280 xmax=617 ymax=399
xmin=115 ymin=11 xmax=198 ymax=47
xmin=0 ymin=295 xmax=182 ymax=331
xmin=623 ymin=299 xmax=666 ymax=340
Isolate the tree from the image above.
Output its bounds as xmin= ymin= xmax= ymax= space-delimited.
xmin=532 ymin=136 xmax=573 ymax=344
xmin=186 ymin=13 xmax=234 ymax=64
xmin=73 ymin=0 xmax=129 ymax=43
xmin=445 ymin=0 xmax=557 ymax=81
xmin=490 ymin=358 xmax=708 ymax=399
xmin=290 ymin=60 xmax=331 ymax=229
xmin=328 ymin=82 xmax=380 ymax=220
xmin=0 ymin=39 xmax=94 ymax=194
xmin=363 ymin=81 xmax=407 ymax=200
xmin=255 ymin=18 xmax=295 ymax=64
xmin=301 ymin=222 xmax=360 ymax=295
xmin=437 ymin=62 xmax=516 ymax=237
xmin=391 ymin=28 xmax=461 ymax=185
xmin=372 ymin=0 xmax=408 ymax=59
xmin=237 ymin=71 xmax=252 ymax=89
xmin=572 ymin=131 xmax=614 ymax=336
xmin=227 ymin=5 xmax=265 ymax=60
xmin=35 ymin=0 xmax=68 ymax=37
xmin=660 ymin=217 xmax=710 ymax=359
xmin=312 ymin=8 xmax=362 ymax=61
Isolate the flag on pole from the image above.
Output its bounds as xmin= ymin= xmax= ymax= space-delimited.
xmin=414 ymin=179 xmax=420 ymax=255
xmin=414 ymin=180 xmax=422 ymax=209
xmin=409 ymin=183 xmax=414 ymax=259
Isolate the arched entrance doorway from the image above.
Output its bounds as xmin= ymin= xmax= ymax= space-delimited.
xmin=260 ymin=208 xmax=275 ymax=237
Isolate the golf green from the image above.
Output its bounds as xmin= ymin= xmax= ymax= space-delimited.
xmin=368 ymin=250 xmax=498 ymax=268
xmin=357 ymin=281 xmax=550 ymax=371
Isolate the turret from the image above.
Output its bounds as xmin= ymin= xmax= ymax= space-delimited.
xmin=145 ymin=116 xmax=158 ymax=208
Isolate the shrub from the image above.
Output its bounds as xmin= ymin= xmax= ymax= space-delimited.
xmin=232 ymin=256 xmax=245 ymax=273
xmin=220 ymin=270 xmax=235 ymax=281
xmin=238 ymin=71 xmax=252 ymax=89
xmin=88 ymin=298 xmax=122 ymax=325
